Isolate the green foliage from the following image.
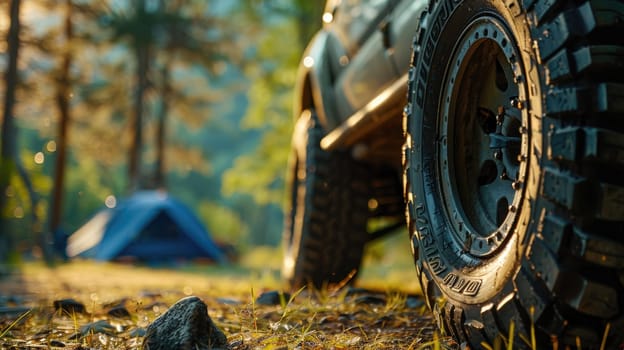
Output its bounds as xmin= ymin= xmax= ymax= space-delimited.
xmin=19 ymin=149 xmax=53 ymax=222
xmin=0 ymin=162 xmax=20 ymax=220
xmin=197 ymin=200 xmax=249 ymax=244
xmin=0 ymin=148 xmax=52 ymax=243
xmin=222 ymin=6 xmax=320 ymax=208
xmin=2 ymin=0 xmax=328 ymax=250
xmin=223 ymin=142 xmax=288 ymax=206
xmin=61 ymin=158 xmax=123 ymax=231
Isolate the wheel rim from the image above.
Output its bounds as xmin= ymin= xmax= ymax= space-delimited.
xmin=439 ymin=16 xmax=529 ymax=257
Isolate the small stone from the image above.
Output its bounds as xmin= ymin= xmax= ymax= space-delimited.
xmin=345 ymin=287 xmax=370 ymax=296
xmin=143 ymin=296 xmax=227 ymax=350
xmin=0 ymin=306 xmax=32 ymax=318
xmin=107 ymin=305 xmax=131 ymax=318
xmin=255 ymin=290 xmax=291 ymax=306
xmin=53 ymin=298 xmax=86 ymax=315
xmin=80 ymin=320 xmax=116 ymax=336
xmin=49 ymin=339 xmax=65 ymax=347
xmin=216 ymin=297 xmax=240 ymax=305
xmin=405 ymin=296 xmax=424 ymax=309
xmin=139 ymin=291 xmax=162 ymax=299
xmin=129 ymin=327 xmax=147 ymax=338
xmin=353 ymin=295 xmax=386 ymax=305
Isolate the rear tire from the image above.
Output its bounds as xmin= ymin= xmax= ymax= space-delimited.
xmin=282 ymin=110 xmax=371 ymax=289
xmin=404 ymin=0 xmax=624 ymax=348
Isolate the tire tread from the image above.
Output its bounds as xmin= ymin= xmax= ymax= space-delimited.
xmin=404 ymin=0 xmax=624 ymax=348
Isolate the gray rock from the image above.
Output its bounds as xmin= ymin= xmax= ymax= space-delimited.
xmin=353 ymin=294 xmax=386 ymax=305
xmin=49 ymin=340 xmax=65 ymax=347
xmin=256 ymin=290 xmax=291 ymax=306
xmin=69 ymin=319 xmax=118 ymax=340
xmin=107 ymin=304 xmax=131 ymax=318
xmin=80 ymin=319 xmax=116 ymax=336
xmin=143 ymin=296 xmax=227 ymax=350
xmin=405 ymin=296 xmax=424 ymax=309
xmin=129 ymin=327 xmax=147 ymax=338
xmin=0 ymin=306 xmax=32 ymax=318
xmin=53 ymin=298 xmax=87 ymax=315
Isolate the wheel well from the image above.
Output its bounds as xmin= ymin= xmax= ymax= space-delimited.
xmin=296 ymin=72 xmax=315 ymax=119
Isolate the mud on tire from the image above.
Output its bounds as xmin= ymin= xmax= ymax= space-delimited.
xmin=403 ymin=0 xmax=624 ymax=348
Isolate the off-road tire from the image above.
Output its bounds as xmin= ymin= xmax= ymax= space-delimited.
xmin=404 ymin=0 xmax=624 ymax=348
xmin=282 ymin=110 xmax=371 ymax=289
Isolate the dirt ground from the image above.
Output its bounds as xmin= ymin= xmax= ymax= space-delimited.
xmin=0 ymin=261 xmax=452 ymax=349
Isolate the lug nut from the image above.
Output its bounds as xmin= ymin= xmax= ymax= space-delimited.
xmin=510 ymin=97 xmax=524 ymax=109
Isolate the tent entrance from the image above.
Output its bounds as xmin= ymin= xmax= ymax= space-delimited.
xmin=118 ymin=212 xmax=207 ymax=262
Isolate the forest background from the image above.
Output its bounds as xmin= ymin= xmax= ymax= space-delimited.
xmin=0 ymin=0 xmax=325 ymax=262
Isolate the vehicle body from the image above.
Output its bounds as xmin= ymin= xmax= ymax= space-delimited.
xmin=283 ymin=0 xmax=624 ymax=348
xmin=294 ymin=0 xmax=424 ymax=167
xmin=283 ymin=0 xmax=422 ymax=293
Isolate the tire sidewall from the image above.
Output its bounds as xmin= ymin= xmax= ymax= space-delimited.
xmin=408 ymin=0 xmax=544 ymax=305
xmin=282 ymin=112 xmax=316 ymax=285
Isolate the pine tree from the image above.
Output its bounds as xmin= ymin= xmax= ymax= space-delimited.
xmin=0 ymin=0 xmax=22 ymax=273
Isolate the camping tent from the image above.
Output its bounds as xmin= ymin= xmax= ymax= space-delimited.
xmin=66 ymin=191 xmax=226 ymax=263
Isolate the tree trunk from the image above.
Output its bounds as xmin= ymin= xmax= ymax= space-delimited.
xmin=154 ymin=61 xmax=170 ymax=189
xmin=49 ymin=0 xmax=73 ymax=261
xmin=129 ymin=42 xmax=149 ymax=192
xmin=0 ymin=0 xmax=21 ymax=272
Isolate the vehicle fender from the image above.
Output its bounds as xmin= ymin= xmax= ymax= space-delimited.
xmin=293 ymin=31 xmax=339 ymax=131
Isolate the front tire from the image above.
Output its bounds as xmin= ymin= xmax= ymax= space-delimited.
xmin=404 ymin=0 xmax=624 ymax=348
xmin=282 ymin=110 xmax=371 ymax=289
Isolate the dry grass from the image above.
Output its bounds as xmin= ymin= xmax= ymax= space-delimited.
xmin=0 ymin=250 xmax=455 ymax=349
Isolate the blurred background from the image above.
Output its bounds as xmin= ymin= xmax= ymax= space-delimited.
xmin=0 ymin=0 xmax=326 ymax=266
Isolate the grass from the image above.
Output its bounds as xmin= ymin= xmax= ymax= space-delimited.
xmin=3 ymin=240 xmax=608 ymax=349
xmin=0 ymin=309 xmax=30 ymax=339
xmin=0 ymin=244 xmax=453 ymax=349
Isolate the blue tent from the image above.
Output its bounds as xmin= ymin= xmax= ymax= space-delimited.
xmin=66 ymin=191 xmax=226 ymax=263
